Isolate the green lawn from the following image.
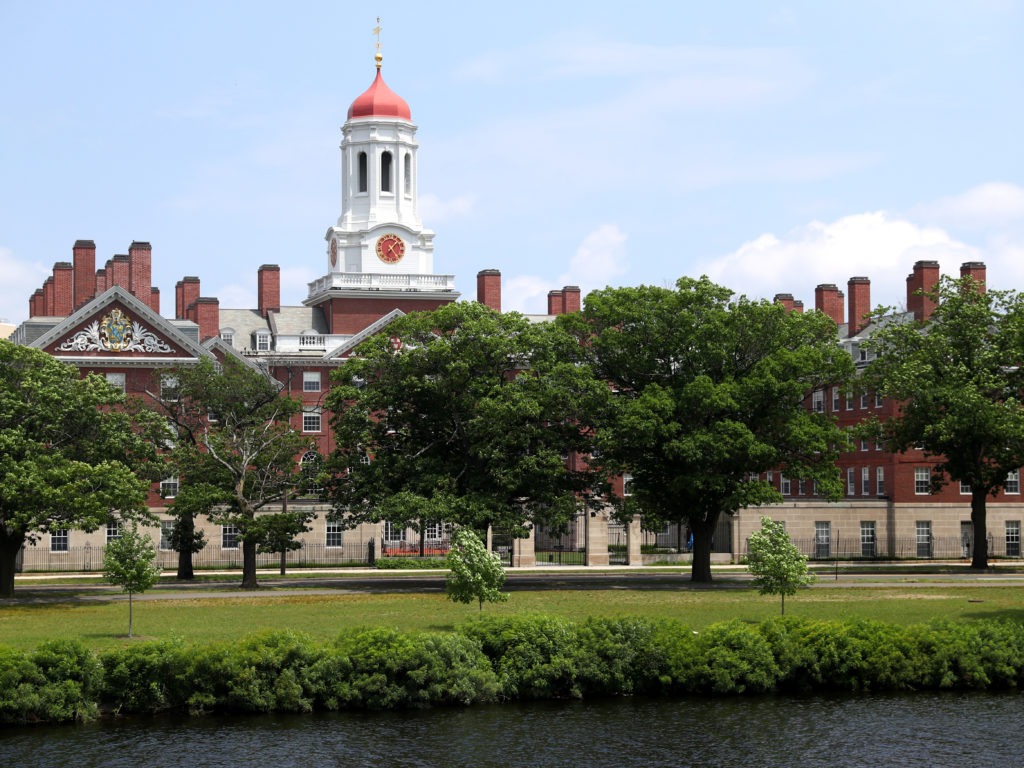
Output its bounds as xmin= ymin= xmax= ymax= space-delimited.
xmin=2 ymin=582 xmax=1022 ymax=651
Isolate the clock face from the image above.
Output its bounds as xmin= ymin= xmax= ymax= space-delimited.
xmin=376 ymin=233 xmax=405 ymax=264
xmin=329 ymin=239 xmax=337 ymax=266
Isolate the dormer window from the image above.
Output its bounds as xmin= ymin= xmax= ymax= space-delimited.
xmin=220 ymin=328 xmax=235 ymax=348
xmin=254 ymin=331 xmax=271 ymax=352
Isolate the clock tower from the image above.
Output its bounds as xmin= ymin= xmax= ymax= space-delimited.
xmin=307 ymin=45 xmax=458 ymax=335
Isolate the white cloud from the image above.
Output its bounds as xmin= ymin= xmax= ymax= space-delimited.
xmin=503 ymin=224 xmax=629 ymax=314
xmin=913 ymin=182 xmax=1024 ymax=231
xmin=0 ymin=247 xmax=51 ymax=324
xmin=700 ymin=211 xmax=980 ymax=313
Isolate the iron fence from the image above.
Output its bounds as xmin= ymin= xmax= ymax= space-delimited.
xmin=740 ymin=533 xmax=1018 ymax=561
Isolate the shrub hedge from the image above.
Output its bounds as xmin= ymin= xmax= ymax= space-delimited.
xmin=3 ymin=616 xmax=1024 ymax=725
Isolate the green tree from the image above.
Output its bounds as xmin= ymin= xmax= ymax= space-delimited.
xmin=567 ymin=277 xmax=854 ymax=582
xmin=746 ymin=516 xmax=814 ymax=615
xmin=255 ymin=506 xmax=312 ymax=575
xmin=158 ymin=357 xmax=312 ymax=589
xmin=445 ymin=527 xmax=509 ymax=611
xmin=0 ymin=340 xmax=159 ymax=597
xmin=102 ymin=521 xmax=162 ymax=637
xmin=861 ymin=275 xmax=1024 ymax=569
xmin=325 ymin=302 xmax=608 ymax=539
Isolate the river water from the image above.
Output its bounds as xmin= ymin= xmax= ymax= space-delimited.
xmin=1 ymin=692 xmax=1021 ymax=767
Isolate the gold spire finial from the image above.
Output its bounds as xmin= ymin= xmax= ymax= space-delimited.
xmin=373 ymin=17 xmax=383 ymax=68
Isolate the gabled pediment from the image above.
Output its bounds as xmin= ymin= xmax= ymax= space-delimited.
xmin=324 ymin=308 xmax=406 ymax=360
xmin=31 ymin=286 xmax=214 ymax=365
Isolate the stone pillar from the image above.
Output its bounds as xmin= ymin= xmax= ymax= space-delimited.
xmin=626 ymin=514 xmax=643 ymax=565
xmin=585 ymin=509 xmax=610 ymax=566
xmin=512 ymin=528 xmax=536 ymax=567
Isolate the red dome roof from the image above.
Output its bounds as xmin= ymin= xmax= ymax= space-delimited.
xmin=347 ymin=69 xmax=411 ymax=121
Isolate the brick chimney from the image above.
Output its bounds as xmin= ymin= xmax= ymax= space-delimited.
xmin=193 ymin=297 xmax=220 ymax=342
xmin=960 ymin=261 xmax=986 ymax=293
xmin=847 ymin=276 xmax=871 ymax=335
xmin=907 ymin=260 xmax=940 ymax=322
xmin=774 ymin=293 xmax=795 ymax=313
xmin=814 ymin=284 xmax=844 ymax=326
xmin=547 ymin=290 xmax=563 ymax=315
xmin=109 ymin=255 xmax=130 ymax=289
xmin=180 ymin=276 xmax=201 ymax=320
xmin=30 ymin=288 xmax=43 ymax=318
xmin=561 ymin=286 xmax=582 ymax=315
xmin=258 ymin=265 xmax=280 ymax=318
xmin=150 ymin=287 xmax=161 ymax=315
xmin=95 ymin=269 xmax=107 ymax=295
xmin=42 ymin=277 xmax=54 ymax=316
xmin=72 ymin=240 xmax=96 ymax=309
xmin=793 ymin=300 xmax=804 ymax=313
xmin=128 ymin=241 xmax=152 ymax=302
xmin=52 ymin=262 xmax=74 ymax=317
xmin=476 ymin=269 xmax=501 ymax=312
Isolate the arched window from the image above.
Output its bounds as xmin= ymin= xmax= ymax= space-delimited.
xmin=403 ymin=153 xmax=411 ymax=195
xmin=300 ymin=451 xmax=322 ymax=495
xmin=380 ymin=151 xmax=392 ymax=192
xmin=358 ymin=152 xmax=368 ymax=193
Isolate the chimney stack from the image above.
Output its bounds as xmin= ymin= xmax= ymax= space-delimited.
xmin=476 ymin=269 xmax=501 ymax=312
xmin=72 ymin=240 xmax=96 ymax=309
xmin=814 ymin=284 xmax=844 ymax=326
xmin=561 ymin=286 xmax=582 ymax=315
xmin=180 ymin=276 xmax=201 ymax=320
xmin=847 ymin=277 xmax=871 ymax=335
xmin=128 ymin=241 xmax=152 ymax=302
xmin=960 ymin=261 xmax=986 ymax=293
xmin=193 ymin=297 xmax=220 ymax=342
xmin=547 ymin=290 xmax=563 ymax=315
xmin=52 ymin=262 xmax=74 ymax=317
xmin=774 ymin=293 xmax=795 ymax=313
xmin=109 ymin=255 xmax=130 ymax=289
xmin=258 ymin=265 xmax=281 ymax=318
xmin=907 ymin=260 xmax=940 ymax=322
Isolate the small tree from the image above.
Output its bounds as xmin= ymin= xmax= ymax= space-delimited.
xmin=103 ymin=522 xmax=162 ymax=637
xmin=255 ymin=510 xmax=313 ymax=575
xmin=746 ymin=516 xmax=814 ymax=615
xmin=445 ymin=527 xmax=508 ymax=612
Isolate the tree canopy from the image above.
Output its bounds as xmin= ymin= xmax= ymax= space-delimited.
xmin=103 ymin=521 xmax=162 ymax=637
xmin=566 ymin=277 xmax=854 ymax=582
xmin=746 ymin=516 xmax=814 ymax=615
xmin=325 ymin=302 xmax=608 ymax=539
xmin=861 ymin=275 xmax=1024 ymax=569
xmin=158 ymin=356 xmax=311 ymax=588
xmin=445 ymin=527 xmax=509 ymax=611
xmin=0 ymin=340 xmax=159 ymax=596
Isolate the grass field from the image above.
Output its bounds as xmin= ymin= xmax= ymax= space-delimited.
xmin=3 ymin=578 xmax=1023 ymax=651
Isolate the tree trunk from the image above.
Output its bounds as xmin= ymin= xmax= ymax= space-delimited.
xmin=0 ymin=528 xmax=25 ymax=598
xmin=241 ymin=537 xmax=259 ymax=589
xmin=689 ymin=516 xmax=718 ymax=583
xmin=175 ymin=515 xmax=195 ymax=580
xmin=279 ymin=550 xmax=287 ymax=576
xmin=970 ymin=489 xmax=989 ymax=570
xmin=128 ymin=590 xmax=134 ymax=638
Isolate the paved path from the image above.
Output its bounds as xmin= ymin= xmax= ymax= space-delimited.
xmin=8 ymin=563 xmax=1024 ymax=603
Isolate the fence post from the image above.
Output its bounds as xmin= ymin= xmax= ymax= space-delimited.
xmin=368 ymin=538 xmax=375 ymax=566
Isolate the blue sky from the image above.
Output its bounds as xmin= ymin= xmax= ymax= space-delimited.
xmin=1 ymin=1 xmax=1021 ymax=323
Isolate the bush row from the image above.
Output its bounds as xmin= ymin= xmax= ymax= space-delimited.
xmin=4 ymin=616 xmax=1024 ymax=725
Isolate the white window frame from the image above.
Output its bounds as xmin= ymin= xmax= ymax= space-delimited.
xmin=326 ymin=522 xmax=343 ymax=548
xmin=255 ymin=332 xmax=271 ymax=352
xmin=780 ymin=474 xmax=791 ymax=495
xmin=160 ymin=476 xmax=179 ymax=499
xmin=160 ymin=374 xmax=179 ymax=402
xmin=302 ymin=371 xmax=321 ymax=392
xmin=622 ymin=473 xmax=634 ymax=497
xmin=847 ymin=467 xmax=855 ymax=496
xmin=51 ymin=529 xmax=69 ymax=553
xmin=106 ymin=520 xmax=121 ymax=543
xmin=221 ymin=524 xmax=239 ymax=550
xmin=832 ymin=387 xmax=841 ymax=412
xmin=302 ymin=408 xmax=322 ymax=434
xmin=861 ymin=466 xmax=870 ymax=496
xmin=876 ymin=466 xmax=885 ymax=496
xmin=914 ymin=467 xmax=931 ymax=495
xmin=1006 ymin=469 xmax=1020 ymax=495
xmin=160 ymin=520 xmax=175 ymax=551
xmin=860 ymin=521 xmax=876 ymax=557
xmin=1006 ymin=520 xmax=1021 ymax=557
xmin=105 ymin=372 xmax=126 ymax=393
xmin=960 ymin=480 xmax=972 ymax=495
xmin=812 ymin=389 xmax=824 ymax=413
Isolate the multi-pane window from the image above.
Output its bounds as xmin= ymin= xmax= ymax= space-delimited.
xmin=300 ymin=451 xmax=322 ymax=494
xmin=105 ymin=372 xmax=126 ymax=392
xmin=326 ymin=523 xmax=343 ymax=548
xmin=221 ymin=525 xmax=239 ymax=550
xmin=861 ymin=467 xmax=870 ymax=496
xmin=914 ymin=467 xmax=931 ymax=495
xmin=814 ymin=521 xmax=831 ymax=558
xmin=812 ymin=389 xmax=824 ymax=413
xmin=832 ymin=387 xmax=841 ymax=412
xmin=303 ymin=371 xmax=321 ymax=392
xmin=780 ymin=474 xmax=791 ymax=495
xmin=160 ymin=374 xmax=179 ymax=402
xmin=847 ymin=467 xmax=855 ymax=496
xmin=876 ymin=466 xmax=885 ymax=496
xmin=383 ymin=521 xmax=401 ymax=543
xmin=860 ymin=439 xmax=869 ymax=452
xmin=302 ymin=408 xmax=322 ymax=433
xmin=1006 ymin=521 xmax=1021 ymax=557
xmin=916 ymin=521 xmax=932 ymax=558
xmin=255 ymin=333 xmax=271 ymax=352
xmin=220 ymin=331 xmax=234 ymax=347
xmin=845 ymin=393 xmax=854 ymax=411
xmin=861 ymin=392 xmax=870 ymax=409
xmin=622 ymin=473 xmax=634 ymax=497
xmin=860 ymin=521 xmax=876 ymax=557
xmin=1006 ymin=470 xmax=1020 ymax=495
xmin=160 ymin=521 xmax=175 ymax=551
xmin=160 ymin=476 xmax=179 ymax=499
xmin=425 ymin=521 xmax=450 ymax=541
xmin=50 ymin=529 xmax=69 ymax=553
xmin=960 ymin=481 xmax=972 ymax=495
xmin=875 ymin=392 xmax=884 ymax=408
